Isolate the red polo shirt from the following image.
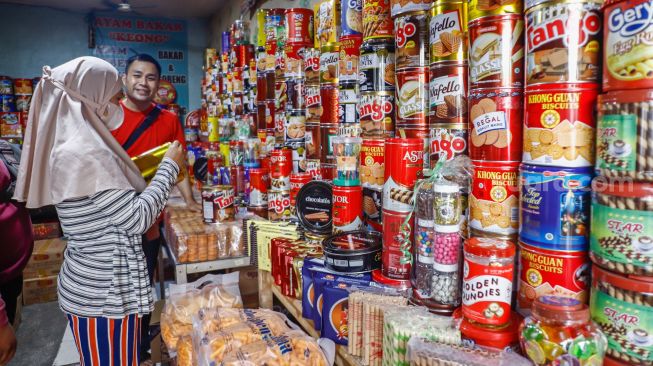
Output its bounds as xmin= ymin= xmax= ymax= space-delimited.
xmin=112 ymin=100 xmax=186 ymax=157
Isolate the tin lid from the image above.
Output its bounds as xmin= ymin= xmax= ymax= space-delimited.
xmin=371 ymin=270 xmax=411 ymax=289
xmin=464 ymin=237 xmax=516 ymax=258
xmin=526 ymin=0 xmax=602 ymax=12
xmin=296 ymin=181 xmax=333 ymax=235
xmin=519 ymin=163 xmax=594 ymax=176
xmin=433 ymin=183 xmax=459 ymax=193
xmin=592 ymin=177 xmax=653 ymax=199
xmin=532 ymin=296 xmax=589 ymax=323
xmin=592 ymin=264 xmax=653 ymax=292
xmin=361 ymin=38 xmax=395 ymax=49
xmin=323 ymin=230 xmax=382 ymax=255
xmin=459 ymin=310 xmax=522 ymax=347
xmin=600 ymin=88 xmax=653 ymax=105
xmin=285 ymin=7 xmax=313 ymax=14
xmin=435 ymin=224 xmax=459 ymax=233
xmin=385 ymin=137 xmax=424 ymax=147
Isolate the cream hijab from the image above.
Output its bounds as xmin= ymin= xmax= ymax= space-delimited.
xmin=14 ymin=56 xmax=147 ymax=208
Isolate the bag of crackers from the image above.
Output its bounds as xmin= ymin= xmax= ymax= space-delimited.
xmin=160 ymin=272 xmax=243 ymax=354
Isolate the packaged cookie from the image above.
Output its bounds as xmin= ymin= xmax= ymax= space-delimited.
xmin=470 ymin=161 xmax=519 ymax=237
xmin=469 ymin=88 xmax=523 ymax=162
xmin=341 ymin=0 xmax=363 ymax=36
xmin=525 ymin=0 xmax=601 ymax=85
xmin=315 ymin=0 xmax=339 ymax=47
xmin=362 ymin=0 xmax=393 ymax=41
xmin=523 ymin=83 xmax=598 ymax=167
xmin=339 ymin=35 xmax=363 ymax=84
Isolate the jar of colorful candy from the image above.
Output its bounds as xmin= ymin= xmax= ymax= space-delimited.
xmin=519 ymin=296 xmax=607 ymax=366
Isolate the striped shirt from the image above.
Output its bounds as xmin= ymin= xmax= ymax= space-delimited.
xmin=55 ymin=158 xmax=179 ymax=318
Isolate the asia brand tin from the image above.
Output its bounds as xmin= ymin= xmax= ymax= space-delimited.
xmin=285 ymin=8 xmax=314 ymax=45
xmin=462 ymin=238 xmax=516 ymax=326
xmin=603 ymin=0 xmax=653 ymax=92
xmin=339 ymin=35 xmax=363 ymax=83
xmin=359 ymin=40 xmax=396 ymax=92
xmin=429 ymin=123 xmax=468 ymax=168
xmin=395 ymin=67 xmax=429 ymax=126
xmin=429 ymin=62 xmax=468 ymax=125
xmin=470 ymin=161 xmax=519 ymax=237
xmin=469 ymin=14 xmax=525 ymax=89
xmin=362 ymin=0 xmax=393 ymax=41
xmin=519 ymin=164 xmax=593 ymax=251
xmin=305 ymin=122 xmax=321 ymax=159
xmin=360 ymin=138 xmax=385 ymax=189
xmin=358 ymin=92 xmax=395 ymax=138
xmin=395 ymin=125 xmax=430 ymax=173
xmin=518 ymin=241 xmax=590 ymax=313
xmin=383 ymin=138 xmax=424 ymax=212
xmin=468 ymin=0 xmax=522 ymax=22
xmin=382 ymin=209 xmax=415 ymax=280
xmin=590 ymin=178 xmax=653 ymax=276
xmin=469 ymin=88 xmax=523 ymax=162
xmin=320 ymin=123 xmax=339 ymax=163
xmin=248 ymin=168 xmax=270 ymax=206
xmin=394 ymin=11 xmax=429 ymax=69
xmin=305 ymin=84 xmax=322 ymax=122
xmin=341 ymin=0 xmax=363 ymax=36
xmin=320 ymin=43 xmax=341 ymax=84
xmin=525 ymin=1 xmax=601 ymax=85
xmin=304 ymin=47 xmax=321 ymax=84
xmin=332 ymin=185 xmax=364 ymax=234
xmin=284 ymin=44 xmax=306 ymax=79
xmin=429 ymin=0 xmax=468 ymax=64
xmin=596 ymin=89 xmax=653 ymax=181
xmin=316 ymin=0 xmax=338 ymax=47
xmin=339 ymin=84 xmax=359 ymax=124
xmin=202 ymin=185 xmax=236 ymax=223
xmin=320 ymin=85 xmax=339 ymax=124
xmin=268 ymin=189 xmax=293 ymax=221
xmin=270 ymin=149 xmax=293 ymax=190
xmin=390 ymin=0 xmax=432 ymax=17
xmin=286 ymin=78 xmax=305 ymax=110
xmin=524 ymin=83 xmax=598 ymax=167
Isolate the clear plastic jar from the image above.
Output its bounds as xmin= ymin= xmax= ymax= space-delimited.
xmin=520 ymin=296 xmax=607 ymax=366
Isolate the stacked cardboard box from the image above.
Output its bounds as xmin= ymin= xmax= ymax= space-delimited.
xmin=22 ymin=237 xmax=65 ymax=305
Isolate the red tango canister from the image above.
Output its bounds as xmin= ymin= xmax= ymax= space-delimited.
xmin=462 ymin=237 xmax=515 ymax=326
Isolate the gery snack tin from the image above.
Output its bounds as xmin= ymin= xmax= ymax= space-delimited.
xmin=596 ymin=89 xmax=653 ymax=181
xmin=341 ymin=0 xmax=363 ymax=36
xmin=590 ymin=265 xmax=653 ymax=365
xmin=358 ymin=92 xmax=395 ymax=138
xmin=383 ymin=138 xmax=424 ymax=212
xmin=359 ymin=40 xmax=396 ymax=92
xmin=429 ymin=0 xmax=468 ymax=64
xmin=520 ymin=164 xmax=593 ymax=251
xmin=323 ymin=231 xmax=382 ymax=273
xmin=320 ymin=84 xmax=340 ymax=124
xmin=304 ymin=47 xmax=321 ymax=84
xmin=469 ymin=14 xmax=525 ymax=89
xmin=469 ymin=88 xmax=523 ymax=162
xmin=268 ymin=189 xmax=293 ymax=221
xmin=468 ymin=0 xmax=522 ymax=22
xmin=462 ymin=237 xmax=516 ymax=326
xmin=525 ymin=0 xmax=602 ymax=85
xmin=603 ymin=0 xmax=653 ymax=92
xmin=429 ymin=123 xmax=468 ymax=168
xmin=362 ymin=0 xmax=393 ymax=41
xmin=320 ymin=43 xmax=341 ymax=84
xmin=382 ymin=209 xmax=415 ymax=280
xmin=394 ymin=11 xmax=429 ymax=69
xmin=590 ymin=178 xmax=653 ymax=276
xmin=395 ymin=67 xmax=429 ymax=126
xmin=470 ymin=161 xmax=519 ymax=237
xmin=339 ymin=35 xmax=363 ymax=83
xmin=524 ymin=84 xmax=598 ymax=167
xmin=332 ymin=185 xmax=365 ymax=234
xmin=297 ymin=181 xmax=333 ymax=234
xmin=518 ymin=241 xmax=590 ymax=313
xmin=305 ymin=84 xmax=322 ymax=122
xmin=429 ymin=62 xmax=468 ymax=125
xmin=285 ymin=8 xmax=314 ymax=45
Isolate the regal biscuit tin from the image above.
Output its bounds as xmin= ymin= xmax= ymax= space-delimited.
xmin=429 ymin=62 xmax=468 ymax=125
xmin=525 ymin=0 xmax=602 ymax=85
xmin=394 ymin=11 xmax=429 ymax=69
xmin=429 ymin=0 xmax=468 ymax=64
xmin=395 ymin=68 xmax=429 ymax=126
xmin=469 ymin=14 xmax=525 ymax=89
xmin=358 ymin=92 xmax=395 ymax=138
xmin=519 ymin=164 xmax=593 ymax=251
xmin=524 ymin=83 xmax=598 ymax=167
xmin=470 ymin=161 xmax=519 ymax=236
xmin=468 ymin=0 xmax=522 ymax=22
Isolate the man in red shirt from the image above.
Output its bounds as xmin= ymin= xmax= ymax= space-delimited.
xmin=111 ymin=54 xmax=199 ymax=365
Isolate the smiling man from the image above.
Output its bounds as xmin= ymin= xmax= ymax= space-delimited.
xmin=111 ymin=53 xmax=199 ymax=366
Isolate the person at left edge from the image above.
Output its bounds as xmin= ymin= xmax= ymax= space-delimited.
xmin=13 ymin=56 xmax=185 ymax=366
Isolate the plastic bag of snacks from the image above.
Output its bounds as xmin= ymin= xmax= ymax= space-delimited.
xmin=218 ymin=330 xmax=329 ymax=366
xmin=167 ymin=219 xmax=247 ymax=263
xmin=407 ymin=337 xmax=531 ymax=366
xmin=160 ymin=272 xmax=242 ymax=354
xmin=176 ymin=336 xmax=194 ymax=366
xmin=383 ymin=307 xmax=461 ymax=366
xmin=192 ymin=308 xmax=293 ymax=336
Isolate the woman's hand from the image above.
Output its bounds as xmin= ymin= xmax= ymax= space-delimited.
xmin=164 ymin=141 xmax=185 ymax=171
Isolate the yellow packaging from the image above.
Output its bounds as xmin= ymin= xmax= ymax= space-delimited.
xmin=256 ymin=8 xmax=268 ymax=47
xmin=208 ymin=117 xmax=219 ymax=142
xmin=220 ymin=142 xmax=231 ymax=167
xmin=315 ymin=0 xmax=339 ymax=48
xmin=468 ymin=0 xmax=522 ymax=22
xmin=429 ymin=0 xmax=468 ymax=63
xmin=131 ymin=142 xmax=186 ymax=182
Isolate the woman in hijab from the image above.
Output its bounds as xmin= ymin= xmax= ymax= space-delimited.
xmin=13 ymin=56 xmax=185 ymax=365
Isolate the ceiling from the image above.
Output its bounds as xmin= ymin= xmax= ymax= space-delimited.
xmin=0 ymin=0 xmax=225 ymax=19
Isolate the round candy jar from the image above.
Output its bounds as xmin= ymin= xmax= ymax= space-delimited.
xmin=520 ymin=296 xmax=607 ymax=366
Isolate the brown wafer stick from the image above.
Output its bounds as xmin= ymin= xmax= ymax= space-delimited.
xmin=390 ymin=187 xmax=414 ymax=205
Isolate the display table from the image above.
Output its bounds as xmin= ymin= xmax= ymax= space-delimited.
xmin=164 ymin=243 xmax=251 ymax=284
xmin=258 ymin=270 xmax=362 ymax=366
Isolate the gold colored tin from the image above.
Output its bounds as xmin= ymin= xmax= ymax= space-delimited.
xmin=468 ymin=0 xmax=522 ymax=22
xmin=320 ymin=42 xmax=341 ymax=85
xmin=131 ymin=142 xmax=185 ymax=183
xmin=429 ymin=0 xmax=468 ymax=64
xmin=255 ymin=9 xmax=268 ymax=47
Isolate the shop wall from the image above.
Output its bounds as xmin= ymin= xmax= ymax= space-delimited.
xmin=0 ymin=3 xmax=208 ymax=112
